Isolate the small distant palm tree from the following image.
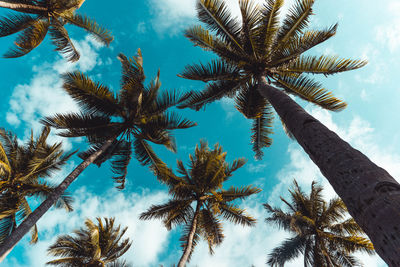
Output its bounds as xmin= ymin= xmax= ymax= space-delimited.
xmin=0 ymin=0 xmax=113 ymax=61
xmin=47 ymin=217 xmax=132 ymax=267
xmin=140 ymin=141 xmax=261 ymax=267
xmin=0 ymin=50 xmax=195 ymax=261
xmin=0 ymin=127 xmax=73 ymax=248
xmin=264 ymin=180 xmax=374 ymax=266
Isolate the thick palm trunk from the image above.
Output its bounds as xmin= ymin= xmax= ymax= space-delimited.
xmin=257 ymin=77 xmax=400 ymax=266
xmin=0 ymin=1 xmax=47 ymax=13
xmin=0 ymin=136 xmax=116 ymax=262
xmin=177 ymin=203 xmax=200 ymax=267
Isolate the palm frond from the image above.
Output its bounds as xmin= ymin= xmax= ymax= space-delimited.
xmin=219 ymin=202 xmax=257 ymax=226
xmin=0 ymin=13 xmax=36 ymax=37
xmin=274 ymin=75 xmax=347 ymax=111
xmin=197 ymin=0 xmax=242 ymax=49
xmin=49 ymin=20 xmax=80 ymax=62
xmin=178 ymin=80 xmax=240 ymax=110
xmin=41 ymin=112 xmax=114 ymax=138
xmin=267 ymin=236 xmax=306 ymax=267
xmin=283 ymin=55 xmax=367 ymax=76
xmin=235 ymin=82 xmax=267 ymax=119
xmin=109 ymin=141 xmax=132 ymax=190
xmin=199 ymin=208 xmax=224 ymax=253
xmin=62 ymin=72 xmax=120 ymax=116
xmin=220 ymin=185 xmax=261 ymax=202
xmin=3 ymin=19 xmax=49 ymax=58
xmin=277 ymin=0 xmax=314 ymax=44
xmin=179 ymin=59 xmax=240 ymax=82
xmin=225 ymin=157 xmax=246 ymax=177
xmin=239 ymin=0 xmax=260 ymax=56
xmin=133 ymin=138 xmax=163 ymax=166
xmin=258 ymin=0 xmax=284 ymax=53
xmin=63 ymin=13 xmax=113 ymax=45
xmin=250 ymin=109 xmax=274 ymax=160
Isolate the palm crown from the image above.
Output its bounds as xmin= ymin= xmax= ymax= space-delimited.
xmin=140 ymin=141 xmax=261 ymax=264
xmin=47 ymin=217 xmax=132 ymax=267
xmin=0 ymin=127 xmax=73 ymax=244
xmin=0 ymin=0 xmax=113 ymax=61
xmin=179 ymin=0 xmax=366 ymax=158
xmin=42 ymin=50 xmax=196 ymax=189
xmin=264 ymin=180 xmax=374 ymax=266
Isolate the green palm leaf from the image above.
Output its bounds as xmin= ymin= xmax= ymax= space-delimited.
xmin=179 ymin=59 xmax=240 ymax=82
xmin=250 ymin=109 xmax=274 ymax=160
xmin=267 ymin=236 xmax=307 ymax=267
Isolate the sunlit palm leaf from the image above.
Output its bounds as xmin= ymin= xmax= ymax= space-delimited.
xmin=197 ymin=0 xmax=242 ymax=49
xmin=179 ymin=59 xmax=240 ymax=82
xmin=274 ymin=75 xmax=347 ymax=111
xmin=63 ymin=13 xmax=113 ymax=45
xmin=3 ymin=19 xmax=49 ymax=58
xmin=283 ymin=55 xmax=367 ymax=76
xmin=276 ymin=0 xmax=314 ymax=44
xmin=62 ymin=72 xmax=120 ymax=116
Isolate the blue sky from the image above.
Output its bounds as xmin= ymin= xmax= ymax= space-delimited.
xmin=1 ymin=0 xmax=398 ymax=266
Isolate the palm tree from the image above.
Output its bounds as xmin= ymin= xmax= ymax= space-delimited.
xmin=0 ymin=0 xmax=113 ymax=61
xmin=0 ymin=127 xmax=73 ymax=251
xmin=0 ymin=50 xmax=196 ymax=261
xmin=178 ymin=0 xmax=400 ymax=263
xmin=264 ymin=180 xmax=374 ymax=266
xmin=47 ymin=217 xmax=132 ymax=267
xmin=140 ymin=140 xmax=261 ymax=267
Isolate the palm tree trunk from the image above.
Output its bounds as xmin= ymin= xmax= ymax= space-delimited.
xmin=177 ymin=202 xmax=201 ymax=267
xmin=0 ymin=1 xmax=47 ymax=13
xmin=0 ymin=136 xmax=116 ymax=262
xmin=257 ymin=77 xmax=400 ymax=266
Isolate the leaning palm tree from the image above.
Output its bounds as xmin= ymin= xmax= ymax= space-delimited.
xmin=140 ymin=140 xmax=261 ymax=267
xmin=0 ymin=127 xmax=73 ymax=251
xmin=178 ymin=0 xmax=400 ymax=264
xmin=264 ymin=180 xmax=374 ymax=266
xmin=47 ymin=217 xmax=132 ymax=267
xmin=0 ymin=50 xmax=196 ymax=261
xmin=0 ymin=0 xmax=113 ymax=61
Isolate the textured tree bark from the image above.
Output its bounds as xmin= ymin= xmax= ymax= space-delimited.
xmin=177 ymin=203 xmax=201 ymax=267
xmin=0 ymin=136 xmax=116 ymax=262
xmin=257 ymin=77 xmax=400 ymax=266
xmin=0 ymin=1 xmax=47 ymax=13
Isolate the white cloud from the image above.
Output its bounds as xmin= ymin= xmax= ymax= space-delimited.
xmin=6 ymin=35 xmax=104 ymax=150
xmin=3 ymin=188 xmax=171 ymax=267
xmin=374 ymin=1 xmax=400 ymax=53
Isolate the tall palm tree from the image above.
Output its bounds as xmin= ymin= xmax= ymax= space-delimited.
xmin=264 ymin=180 xmax=374 ymax=266
xmin=0 ymin=127 xmax=73 ymax=250
xmin=140 ymin=140 xmax=261 ymax=267
xmin=0 ymin=50 xmax=196 ymax=261
xmin=47 ymin=217 xmax=132 ymax=267
xmin=0 ymin=0 xmax=113 ymax=61
xmin=178 ymin=0 xmax=400 ymax=263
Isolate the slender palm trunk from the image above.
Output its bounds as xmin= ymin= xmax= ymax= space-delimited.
xmin=257 ymin=77 xmax=400 ymax=266
xmin=0 ymin=136 xmax=116 ymax=262
xmin=177 ymin=202 xmax=201 ymax=267
xmin=0 ymin=1 xmax=47 ymax=13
